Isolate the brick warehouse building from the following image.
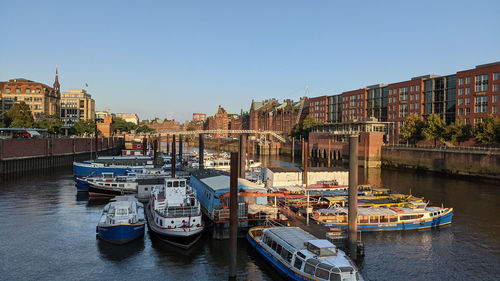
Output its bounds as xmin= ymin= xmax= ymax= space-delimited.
xmin=308 ymin=95 xmax=328 ymax=122
xmin=249 ymin=98 xmax=308 ymax=133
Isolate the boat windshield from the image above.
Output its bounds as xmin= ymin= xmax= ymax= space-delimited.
xmin=115 ymin=208 xmax=128 ymax=216
xmin=320 ymin=247 xmax=337 ymax=257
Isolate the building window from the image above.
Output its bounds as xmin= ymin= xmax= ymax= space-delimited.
xmin=400 ymin=87 xmax=408 ymax=101
xmin=416 ymin=103 xmax=420 ymax=109
xmin=458 ymin=99 xmax=463 ymax=105
xmin=416 ymin=94 xmax=420 ymax=101
xmin=494 ymin=72 xmax=499 ymax=81
xmin=399 ymin=104 xmax=408 ymax=118
xmin=474 ymin=96 xmax=488 ymax=113
xmin=459 ymin=88 xmax=463 ymax=95
xmin=5 ymin=88 xmax=10 ymax=93
xmin=494 ymin=106 xmax=498 ymax=114
xmin=411 ymin=86 xmax=415 ymax=92
xmin=494 ymin=84 xmax=498 ymax=92
xmin=25 ymin=88 xmax=30 ymax=93
xmin=475 ymin=74 xmax=488 ymax=92
xmin=466 ymin=77 xmax=471 ymax=84
xmin=459 ymin=78 xmax=464 ymax=85
xmin=466 ymin=98 xmax=470 ymax=105
xmin=416 ymin=85 xmax=420 ymax=91
xmin=459 ymin=108 xmax=463 ymax=115
xmin=466 ymin=88 xmax=471 ymax=95
xmin=494 ymin=95 xmax=498 ymax=103
xmin=466 ymin=108 xmax=470 ymax=115
xmin=15 ymin=88 xmax=20 ymax=93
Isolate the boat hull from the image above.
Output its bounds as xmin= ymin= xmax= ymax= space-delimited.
xmin=98 ymin=223 xmax=145 ymax=245
xmin=75 ymin=177 xmax=88 ymax=191
xmin=323 ymin=210 xmax=454 ymax=231
xmin=88 ymin=183 xmax=136 ymax=198
xmin=73 ymin=162 xmax=130 ymax=177
xmin=246 ymin=232 xmax=313 ymax=281
xmin=145 ymin=203 xmax=203 ymax=249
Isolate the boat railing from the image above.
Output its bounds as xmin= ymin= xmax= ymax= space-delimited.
xmin=162 ymin=206 xmax=200 ymax=217
xmin=213 ymin=202 xmax=247 ymax=221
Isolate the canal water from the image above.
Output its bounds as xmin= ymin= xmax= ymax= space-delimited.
xmin=0 ymin=158 xmax=499 ymax=280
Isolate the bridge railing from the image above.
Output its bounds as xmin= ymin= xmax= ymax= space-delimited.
xmin=386 ymin=144 xmax=500 ymax=154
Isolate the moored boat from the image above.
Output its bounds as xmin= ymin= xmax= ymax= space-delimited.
xmin=97 ymin=196 xmax=145 ymax=244
xmin=88 ymin=176 xmax=138 ymax=198
xmin=145 ymin=177 xmax=204 ymax=249
xmin=314 ymin=202 xmax=453 ymax=231
xmin=247 ymin=226 xmax=363 ymax=281
xmin=73 ymin=156 xmax=154 ymax=177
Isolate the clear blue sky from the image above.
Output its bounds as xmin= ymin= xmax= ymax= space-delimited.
xmin=1 ymin=0 xmax=499 ymax=122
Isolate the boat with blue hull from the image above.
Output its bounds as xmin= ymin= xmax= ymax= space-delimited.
xmin=97 ymin=196 xmax=145 ymax=244
xmin=73 ymin=156 xmax=154 ymax=177
xmin=314 ymin=202 xmax=453 ymax=231
xmin=247 ymin=226 xmax=363 ymax=281
xmin=75 ymin=177 xmax=89 ymax=191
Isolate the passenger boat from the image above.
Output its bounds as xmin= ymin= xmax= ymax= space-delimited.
xmin=314 ymin=202 xmax=453 ymax=231
xmin=73 ymin=156 xmax=154 ymax=177
xmin=97 ymin=196 xmax=145 ymax=244
xmin=145 ymin=177 xmax=204 ymax=249
xmin=247 ymin=226 xmax=363 ymax=281
xmin=87 ymin=175 xmax=138 ymax=198
xmin=75 ymin=172 xmax=116 ymax=192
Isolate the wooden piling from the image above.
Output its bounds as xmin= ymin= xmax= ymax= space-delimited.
xmin=348 ymin=134 xmax=358 ymax=260
xmin=171 ymin=135 xmax=176 ymax=178
xmin=229 ymin=152 xmax=239 ymax=279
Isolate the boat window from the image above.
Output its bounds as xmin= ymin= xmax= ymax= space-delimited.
xmin=167 ymin=182 xmax=172 ymax=187
xmin=304 ymin=262 xmax=316 ymax=275
xmin=105 ymin=183 xmax=110 ymax=186
xmin=380 ymin=216 xmax=389 ymax=223
xmin=281 ymin=250 xmax=293 ymax=263
xmin=389 ymin=216 xmax=398 ymax=222
xmin=112 ymin=184 xmax=117 ymax=187
xmin=329 ymin=272 xmax=342 ymax=281
xmin=276 ymin=244 xmax=283 ymax=255
xmin=160 ymin=219 xmax=163 ymax=226
xmin=174 ymin=181 xmax=179 ymax=187
xmin=315 ymin=267 xmax=330 ymax=280
xmin=293 ymin=257 xmax=303 ymax=270
xmin=271 ymin=241 xmax=277 ymax=251
xmin=180 ymin=181 xmax=185 ymax=187
xmin=320 ymin=247 xmax=337 ymax=257
xmin=266 ymin=237 xmax=273 ymax=248
xmin=119 ymin=184 xmax=124 ymax=187
xmin=116 ymin=208 xmax=128 ymax=216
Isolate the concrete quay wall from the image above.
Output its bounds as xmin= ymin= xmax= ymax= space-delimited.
xmin=381 ymin=146 xmax=500 ymax=179
xmin=0 ymin=137 xmax=124 ymax=176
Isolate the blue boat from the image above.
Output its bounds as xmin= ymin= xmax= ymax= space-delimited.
xmin=247 ymin=226 xmax=363 ymax=281
xmin=314 ymin=202 xmax=454 ymax=231
xmin=97 ymin=196 xmax=145 ymax=244
xmin=73 ymin=156 xmax=154 ymax=177
xmin=75 ymin=176 xmax=89 ymax=191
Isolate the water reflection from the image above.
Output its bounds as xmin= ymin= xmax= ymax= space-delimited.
xmin=97 ymin=237 xmax=145 ymax=262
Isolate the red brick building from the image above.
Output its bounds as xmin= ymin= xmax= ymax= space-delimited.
xmin=142 ymin=118 xmax=181 ymax=131
xmin=308 ymin=96 xmax=328 ymax=122
xmin=386 ymin=77 xmax=425 ymax=141
xmin=456 ymin=62 xmax=500 ymax=125
xmin=192 ymin=113 xmax=206 ymax=122
xmin=249 ymin=98 xmax=308 ymax=133
xmin=341 ymin=89 xmax=367 ymax=122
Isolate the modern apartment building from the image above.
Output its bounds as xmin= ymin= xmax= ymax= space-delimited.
xmin=423 ymin=74 xmax=457 ymax=124
xmin=308 ymin=95 xmax=328 ymax=122
xmin=61 ymin=89 xmax=95 ymax=133
xmin=341 ymin=88 xmax=367 ymax=122
xmin=366 ymin=84 xmax=388 ymax=122
xmin=0 ymin=69 xmax=61 ymax=120
xmin=456 ymin=62 xmax=500 ymax=125
xmin=327 ymin=94 xmax=342 ymax=123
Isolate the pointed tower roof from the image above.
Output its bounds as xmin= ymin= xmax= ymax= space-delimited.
xmin=53 ymin=67 xmax=60 ymax=96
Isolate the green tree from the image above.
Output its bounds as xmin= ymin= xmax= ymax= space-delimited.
xmin=399 ymin=114 xmax=425 ymax=144
xmin=474 ymin=115 xmax=500 ymax=144
xmin=186 ymin=125 xmax=196 ymax=131
xmin=0 ymin=121 xmax=7 ymax=128
xmin=74 ymin=120 xmax=96 ymax=136
xmin=136 ymin=125 xmax=155 ymax=133
xmin=422 ymin=114 xmax=446 ymax=146
xmin=35 ymin=115 xmax=63 ymax=134
xmin=447 ymin=118 xmax=473 ymax=144
xmin=112 ymin=117 xmax=137 ymax=133
xmin=10 ymin=119 xmax=32 ymax=128
xmin=287 ymin=115 xmax=322 ymax=140
xmin=5 ymin=101 xmax=34 ymax=127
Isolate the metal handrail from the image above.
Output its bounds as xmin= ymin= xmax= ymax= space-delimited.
xmin=385 ymin=143 xmax=500 ymax=153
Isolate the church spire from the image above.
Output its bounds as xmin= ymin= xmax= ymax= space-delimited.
xmin=53 ymin=67 xmax=60 ymax=96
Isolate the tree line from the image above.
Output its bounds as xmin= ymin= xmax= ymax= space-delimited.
xmin=0 ymin=101 xmax=155 ymax=136
xmin=400 ymin=113 xmax=500 ymax=145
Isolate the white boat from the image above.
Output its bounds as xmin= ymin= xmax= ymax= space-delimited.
xmin=145 ymin=178 xmax=204 ymax=248
xmin=247 ymin=226 xmax=363 ymax=281
xmin=97 ymin=196 xmax=145 ymax=244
